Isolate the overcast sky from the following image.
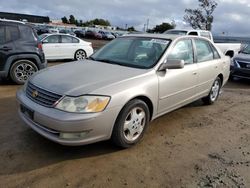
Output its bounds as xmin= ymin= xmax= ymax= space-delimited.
xmin=0 ymin=0 xmax=250 ymax=36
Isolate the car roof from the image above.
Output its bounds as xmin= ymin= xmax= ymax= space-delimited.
xmin=167 ymin=29 xmax=210 ymax=33
xmin=0 ymin=19 xmax=26 ymax=25
xmin=121 ymin=33 xmax=212 ymax=42
xmin=122 ymin=33 xmax=183 ymax=40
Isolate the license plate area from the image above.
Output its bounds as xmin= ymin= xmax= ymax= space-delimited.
xmin=20 ymin=104 xmax=34 ymax=120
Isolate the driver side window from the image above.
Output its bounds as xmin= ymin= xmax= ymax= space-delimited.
xmin=168 ymin=39 xmax=194 ymax=64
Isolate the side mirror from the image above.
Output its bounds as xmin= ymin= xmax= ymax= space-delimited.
xmin=158 ymin=59 xmax=184 ymax=71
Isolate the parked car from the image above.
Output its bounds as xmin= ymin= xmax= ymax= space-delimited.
xmin=74 ymin=30 xmax=85 ymax=38
xmin=41 ymin=34 xmax=93 ymax=60
xmin=164 ymin=29 xmax=241 ymax=58
xmin=48 ymin=28 xmax=59 ymax=34
xmin=85 ymin=30 xmax=102 ymax=39
xmin=0 ymin=19 xmax=46 ymax=84
xmin=59 ymin=29 xmax=76 ymax=36
xmin=230 ymin=44 xmax=250 ymax=79
xmin=17 ymin=34 xmax=230 ymax=147
xmin=98 ymin=30 xmax=115 ymax=40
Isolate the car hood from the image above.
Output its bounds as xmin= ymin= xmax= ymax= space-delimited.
xmin=30 ymin=60 xmax=148 ymax=96
xmin=234 ymin=53 xmax=250 ymax=62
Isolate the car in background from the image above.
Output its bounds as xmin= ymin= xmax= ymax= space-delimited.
xmin=48 ymin=28 xmax=59 ymax=34
xmin=74 ymin=29 xmax=85 ymax=38
xmin=85 ymin=30 xmax=102 ymax=39
xmin=41 ymin=33 xmax=93 ymax=60
xmin=17 ymin=34 xmax=230 ymax=147
xmin=59 ymin=29 xmax=76 ymax=36
xmin=230 ymin=44 xmax=250 ymax=79
xmin=98 ymin=31 xmax=115 ymax=40
xmin=0 ymin=19 xmax=46 ymax=84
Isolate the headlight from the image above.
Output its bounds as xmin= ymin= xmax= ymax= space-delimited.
xmin=55 ymin=95 xmax=110 ymax=113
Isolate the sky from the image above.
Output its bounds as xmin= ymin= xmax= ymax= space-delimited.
xmin=0 ymin=0 xmax=250 ymax=36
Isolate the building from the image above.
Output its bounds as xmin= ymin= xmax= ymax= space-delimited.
xmin=0 ymin=12 xmax=49 ymax=23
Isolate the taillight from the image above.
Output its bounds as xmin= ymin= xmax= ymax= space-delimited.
xmin=89 ymin=43 xmax=92 ymax=48
xmin=38 ymin=43 xmax=43 ymax=50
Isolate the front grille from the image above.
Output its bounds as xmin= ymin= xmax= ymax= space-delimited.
xmin=236 ymin=61 xmax=250 ymax=69
xmin=26 ymin=82 xmax=62 ymax=107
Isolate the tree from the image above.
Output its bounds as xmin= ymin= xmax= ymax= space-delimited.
xmin=127 ymin=26 xmax=135 ymax=32
xmin=61 ymin=16 xmax=68 ymax=24
xmin=69 ymin=15 xmax=76 ymax=24
xmin=184 ymin=0 xmax=218 ymax=31
xmin=148 ymin=22 xmax=174 ymax=33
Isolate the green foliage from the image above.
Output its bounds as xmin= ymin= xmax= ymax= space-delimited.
xmin=127 ymin=26 xmax=135 ymax=31
xmin=184 ymin=0 xmax=218 ymax=31
xmin=61 ymin=16 xmax=68 ymax=24
xmin=69 ymin=15 xmax=76 ymax=24
xmin=61 ymin=15 xmax=111 ymax=27
xmin=148 ymin=22 xmax=175 ymax=33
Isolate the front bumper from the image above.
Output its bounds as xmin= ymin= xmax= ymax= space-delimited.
xmin=16 ymin=89 xmax=121 ymax=146
xmin=230 ymin=65 xmax=250 ymax=79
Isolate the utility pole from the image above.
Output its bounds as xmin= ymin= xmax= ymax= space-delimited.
xmin=146 ymin=18 xmax=149 ymax=32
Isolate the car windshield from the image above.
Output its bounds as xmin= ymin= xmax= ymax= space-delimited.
xmin=90 ymin=37 xmax=170 ymax=69
xmin=164 ymin=30 xmax=188 ymax=35
xmin=241 ymin=44 xmax=250 ymax=54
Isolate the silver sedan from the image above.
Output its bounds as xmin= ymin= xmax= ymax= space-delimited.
xmin=16 ymin=34 xmax=230 ymax=148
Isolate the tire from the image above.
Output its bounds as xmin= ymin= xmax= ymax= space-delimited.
xmin=10 ymin=60 xmax=38 ymax=85
xmin=202 ymin=77 xmax=221 ymax=105
xmin=74 ymin=50 xmax=86 ymax=60
xmin=111 ymin=99 xmax=150 ymax=148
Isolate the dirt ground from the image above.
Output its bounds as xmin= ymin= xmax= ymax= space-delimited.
xmin=0 ymin=40 xmax=250 ymax=188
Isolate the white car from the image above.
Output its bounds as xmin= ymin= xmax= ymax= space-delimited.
xmin=41 ymin=34 xmax=94 ymax=60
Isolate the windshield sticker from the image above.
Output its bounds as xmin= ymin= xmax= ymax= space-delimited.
xmin=150 ymin=39 xmax=169 ymax=45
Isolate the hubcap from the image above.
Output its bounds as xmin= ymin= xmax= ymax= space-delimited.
xmin=210 ymin=80 xmax=220 ymax=101
xmin=14 ymin=63 xmax=36 ymax=82
xmin=76 ymin=51 xmax=86 ymax=60
xmin=123 ymin=107 xmax=146 ymax=142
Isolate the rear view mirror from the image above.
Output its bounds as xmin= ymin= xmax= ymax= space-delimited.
xmin=158 ymin=59 xmax=184 ymax=71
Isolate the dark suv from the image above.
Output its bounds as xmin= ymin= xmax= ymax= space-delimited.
xmin=0 ymin=20 xmax=47 ymax=84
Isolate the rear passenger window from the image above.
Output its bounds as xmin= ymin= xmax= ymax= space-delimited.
xmin=61 ymin=36 xmax=73 ymax=43
xmin=168 ymin=39 xmax=194 ymax=64
xmin=210 ymin=44 xmax=220 ymax=59
xmin=0 ymin=26 xmax=5 ymax=44
xmin=5 ymin=25 xmax=20 ymax=42
xmin=72 ymin=37 xmax=79 ymax=43
xmin=19 ymin=25 xmax=36 ymax=41
xmin=194 ymin=39 xmax=214 ymax=62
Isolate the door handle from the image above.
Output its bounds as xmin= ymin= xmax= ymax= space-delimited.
xmin=0 ymin=46 xmax=12 ymax=51
xmin=192 ymin=72 xmax=197 ymax=75
xmin=215 ymin=66 xmax=218 ymax=69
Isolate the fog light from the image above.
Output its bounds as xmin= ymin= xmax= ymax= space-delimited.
xmin=60 ymin=131 xmax=89 ymax=140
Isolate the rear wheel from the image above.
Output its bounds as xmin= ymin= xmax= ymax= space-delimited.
xmin=75 ymin=50 xmax=86 ymax=60
xmin=202 ymin=77 xmax=221 ymax=105
xmin=10 ymin=60 xmax=38 ymax=84
xmin=111 ymin=99 xmax=150 ymax=148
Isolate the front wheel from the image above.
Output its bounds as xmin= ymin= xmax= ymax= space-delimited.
xmin=111 ymin=99 xmax=150 ymax=148
xmin=202 ymin=77 xmax=221 ymax=105
xmin=10 ymin=60 xmax=38 ymax=85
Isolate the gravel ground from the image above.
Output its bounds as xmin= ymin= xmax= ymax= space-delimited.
xmin=0 ymin=39 xmax=249 ymax=187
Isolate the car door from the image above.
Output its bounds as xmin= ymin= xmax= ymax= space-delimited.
xmin=0 ymin=25 xmax=16 ymax=68
xmin=157 ymin=39 xmax=199 ymax=114
xmin=42 ymin=35 xmax=60 ymax=60
xmin=194 ymin=39 xmax=221 ymax=96
xmin=61 ymin=35 xmax=78 ymax=59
